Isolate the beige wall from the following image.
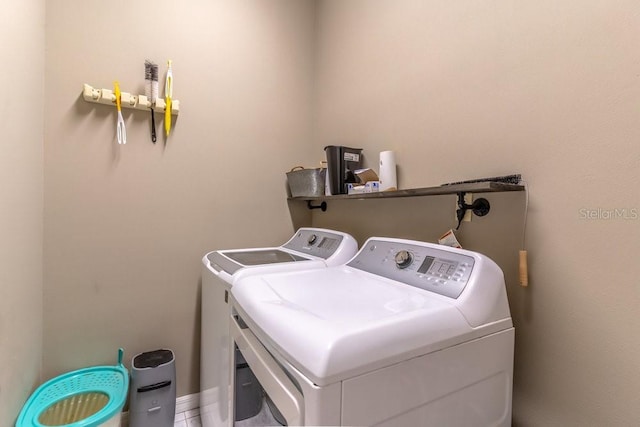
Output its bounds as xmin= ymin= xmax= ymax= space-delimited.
xmin=44 ymin=0 xmax=315 ymax=396
xmin=13 ymin=1 xmax=639 ymax=424
xmin=0 ymin=0 xmax=45 ymax=424
xmin=313 ymin=0 xmax=640 ymax=425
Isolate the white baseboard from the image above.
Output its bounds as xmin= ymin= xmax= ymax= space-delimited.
xmin=176 ymin=392 xmax=201 ymax=414
xmin=121 ymin=392 xmax=200 ymax=427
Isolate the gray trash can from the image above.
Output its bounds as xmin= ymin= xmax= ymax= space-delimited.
xmin=129 ymin=349 xmax=176 ymax=427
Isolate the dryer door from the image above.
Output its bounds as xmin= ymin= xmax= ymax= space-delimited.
xmin=230 ymin=314 xmax=304 ymax=426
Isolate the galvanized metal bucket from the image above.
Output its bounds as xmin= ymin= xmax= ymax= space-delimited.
xmin=286 ymin=166 xmax=326 ymax=197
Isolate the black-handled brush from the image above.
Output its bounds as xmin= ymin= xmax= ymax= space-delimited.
xmin=145 ymin=60 xmax=159 ymax=143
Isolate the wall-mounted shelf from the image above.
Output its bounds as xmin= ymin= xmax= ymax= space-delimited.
xmin=289 ymin=181 xmax=524 ymax=203
xmin=82 ymin=84 xmax=180 ymax=115
xmin=287 ymin=180 xmax=525 ymax=233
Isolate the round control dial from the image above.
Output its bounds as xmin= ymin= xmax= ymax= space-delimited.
xmin=394 ymin=250 xmax=413 ymax=269
xmin=307 ymin=234 xmax=318 ymax=245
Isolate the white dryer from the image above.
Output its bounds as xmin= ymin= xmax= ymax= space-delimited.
xmin=200 ymin=228 xmax=357 ymax=427
xmin=230 ymin=237 xmax=514 ymax=426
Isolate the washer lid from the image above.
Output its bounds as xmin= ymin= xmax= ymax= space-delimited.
xmin=232 ymin=267 xmax=479 ymax=386
xmin=204 ymin=227 xmax=358 ymax=275
xmin=222 ymin=249 xmax=309 ymax=266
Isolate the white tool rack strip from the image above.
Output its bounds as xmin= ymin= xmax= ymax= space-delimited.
xmin=82 ymin=83 xmax=180 ymax=114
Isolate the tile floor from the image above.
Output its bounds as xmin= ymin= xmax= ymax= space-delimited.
xmin=174 ymin=407 xmax=202 ymax=427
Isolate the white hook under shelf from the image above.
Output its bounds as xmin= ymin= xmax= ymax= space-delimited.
xmin=82 ymin=83 xmax=180 ymax=114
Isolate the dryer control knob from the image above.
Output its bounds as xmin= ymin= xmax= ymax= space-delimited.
xmin=394 ymin=250 xmax=413 ymax=269
xmin=308 ymin=234 xmax=318 ymax=245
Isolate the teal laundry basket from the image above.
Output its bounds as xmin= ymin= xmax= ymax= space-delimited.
xmin=16 ymin=349 xmax=129 ymax=427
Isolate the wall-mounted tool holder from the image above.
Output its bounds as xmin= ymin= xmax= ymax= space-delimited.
xmin=82 ymin=84 xmax=180 ymax=115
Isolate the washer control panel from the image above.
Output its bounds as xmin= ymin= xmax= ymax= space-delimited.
xmin=347 ymin=239 xmax=475 ymax=299
xmin=282 ymin=229 xmax=344 ymax=259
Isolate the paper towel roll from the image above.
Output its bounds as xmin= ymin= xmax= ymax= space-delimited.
xmin=379 ymin=150 xmax=397 ymax=191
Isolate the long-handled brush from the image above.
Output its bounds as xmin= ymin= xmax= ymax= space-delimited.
xmin=145 ymin=60 xmax=159 ymax=143
xmin=164 ymin=60 xmax=173 ymax=136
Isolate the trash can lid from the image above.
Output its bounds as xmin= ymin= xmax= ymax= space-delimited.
xmin=133 ymin=349 xmax=174 ymax=369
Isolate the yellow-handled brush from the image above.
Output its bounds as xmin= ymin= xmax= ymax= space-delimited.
xmin=164 ymin=60 xmax=173 ymax=136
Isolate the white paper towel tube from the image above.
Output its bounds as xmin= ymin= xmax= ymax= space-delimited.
xmin=379 ymin=150 xmax=397 ymax=191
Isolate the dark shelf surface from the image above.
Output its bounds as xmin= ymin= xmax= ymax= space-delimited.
xmin=289 ymin=181 xmax=524 ymax=201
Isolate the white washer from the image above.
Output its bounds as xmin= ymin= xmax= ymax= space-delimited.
xmin=200 ymin=228 xmax=357 ymax=427
xmin=230 ymin=237 xmax=514 ymax=426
